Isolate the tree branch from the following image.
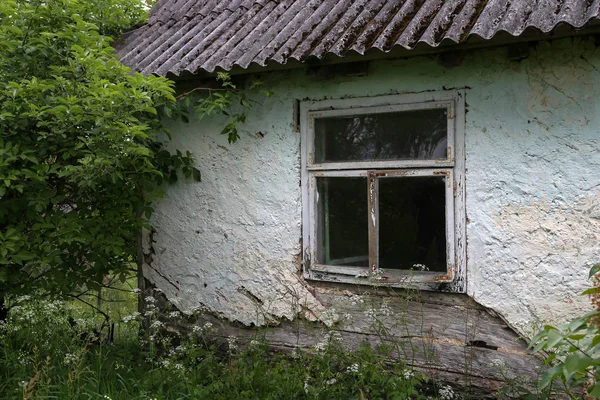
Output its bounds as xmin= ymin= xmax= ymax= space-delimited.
xmin=176 ymin=87 xmax=231 ymax=100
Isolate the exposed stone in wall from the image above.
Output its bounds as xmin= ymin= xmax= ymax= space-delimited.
xmin=146 ymin=36 xmax=600 ymax=335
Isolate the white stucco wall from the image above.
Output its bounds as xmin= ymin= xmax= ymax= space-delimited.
xmin=144 ymin=37 xmax=600 ymax=335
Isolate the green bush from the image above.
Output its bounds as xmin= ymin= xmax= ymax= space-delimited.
xmin=528 ymin=263 xmax=600 ymax=399
xmin=0 ymin=0 xmax=200 ymax=302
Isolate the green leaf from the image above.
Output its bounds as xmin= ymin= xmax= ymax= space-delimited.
xmin=539 ymin=365 xmax=562 ymax=389
xmin=588 ymin=383 xmax=600 ymax=397
xmin=589 ymin=264 xmax=600 ymax=278
xmin=563 ymin=353 xmax=595 ymax=381
xmin=581 ymin=287 xmax=600 ymax=296
xmin=546 ymin=328 xmax=564 ymax=348
xmin=567 ymin=317 xmax=589 ymax=332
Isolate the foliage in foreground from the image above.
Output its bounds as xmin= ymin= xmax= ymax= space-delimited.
xmin=0 ymin=0 xmax=267 ymax=306
xmin=527 ymin=263 xmax=600 ymax=399
xmin=0 ymin=0 xmax=200 ymax=300
xmin=0 ymin=288 xmax=462 ymax=400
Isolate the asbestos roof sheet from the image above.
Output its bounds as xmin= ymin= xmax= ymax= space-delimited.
xmin=117 ymin=0 xmax=600 ymax=76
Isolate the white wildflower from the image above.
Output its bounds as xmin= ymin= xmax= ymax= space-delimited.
xmin=249 ymin=340 xmax=260 ymax=347
xmin=131 ymin=288 xmax=141 ymax=293
xmin=314 ymin=342 xmax=326 ymax=352
xmin=371 ymin=268 xmax=385 ymax=281
xmin=325 ymin=378 xmax=337 ymax=385
xmin=160 ymin=359 xmax=170 ymax=368
xmin=63 ymin=353 xmax=79 ymax=366
xmin=291 ymin=347 xmax=301 ymax=359
xmin=150 ymin=320 xmax=164 ymax=329
xmin=346 ymin=363 xmax=359 ymax=373
xmin=304 ymin=377 xmax=310 ymax=394
xmin=439 ymin=385 xmax=456 ymax=400
xmin=192 ymin=325 xmax=202 ymax=333
xmin=145 ymin=296 xmax=156 ymax=303
xmin=168 ymin=311 xmax=181 ymax=318
xmin=364 ymin=308 xmax=376 ymax=320
xmin=349 ymin=294 xmax=364 ymax=306
xmin=379 ymin=301 xmax=393 ymax=317
xmin=325 ymin=330 xmax=343 ymax=344
xmin=203 ymin=322 xmax=213 ymax=330
xmin=403 ymin=369 xmax=414 ymax=379
xmin=174 ymin=363 xmax=183 ymax=370
xmin=122 ymin=312 xmax=141 ymax=323
xmin=412 ymin=263 xmax=428 ymax=271
xmin=227 ymin=335 xmax=238 ymax=351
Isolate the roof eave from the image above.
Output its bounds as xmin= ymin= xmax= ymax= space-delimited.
xmin=166 ymin=22 xmax=600 ymax=81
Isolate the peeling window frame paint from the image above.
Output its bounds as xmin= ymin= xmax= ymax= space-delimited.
xmin=300 ymin=91 xmax=467 ymax=292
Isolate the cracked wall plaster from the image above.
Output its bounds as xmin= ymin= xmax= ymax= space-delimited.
xmin=146 ymin=37 xmax=600 ymax=334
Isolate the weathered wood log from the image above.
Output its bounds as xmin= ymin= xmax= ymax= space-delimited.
xmin=161 ymin=287 xmax=546 ymax=398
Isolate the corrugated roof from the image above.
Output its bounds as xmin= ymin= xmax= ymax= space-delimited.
xmin=117 ymin=0 xmax=600 ymax=76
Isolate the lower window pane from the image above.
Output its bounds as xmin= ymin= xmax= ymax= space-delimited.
xmin=379 ymin=176 xmax=446 ymax=272
xmin=317 ymin=177 xmax=368 ymax=267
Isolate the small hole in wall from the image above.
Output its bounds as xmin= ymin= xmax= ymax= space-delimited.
xmin=204 ymin=283 xmax=207 ymax=288
xmin=467 ymin=340 xmax=498 ymax=350
xmin=224 ymin=233 xmax=228 ymax=239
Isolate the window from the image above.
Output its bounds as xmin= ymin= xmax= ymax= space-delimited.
xmin=301 ymin=92 xmax=466 ymax=291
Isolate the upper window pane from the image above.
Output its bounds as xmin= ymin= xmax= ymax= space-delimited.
xmin=314 ymin=108 xmax=448 ymax=163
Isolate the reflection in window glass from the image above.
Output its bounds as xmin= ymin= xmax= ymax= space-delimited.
xmin=316 ymin=177 xmax=368 ymax=267
xmin=378 ymin=176 xmax=446 ymax=272
xmin=314 ymin=108 xmax=447 ymax=163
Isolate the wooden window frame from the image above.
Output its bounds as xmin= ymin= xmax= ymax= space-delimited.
xmin=300 ymin=91 xmax=467 ymax=292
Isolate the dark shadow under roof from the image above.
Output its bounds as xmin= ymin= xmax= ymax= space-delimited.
xmin=117 ymin=0 xmax=600 ymax=76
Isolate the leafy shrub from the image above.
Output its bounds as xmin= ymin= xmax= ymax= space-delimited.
xmin=529 ymin=263 xmax=600 ymax=399
xmin=0 ymin=0 xmax=200 ymax=302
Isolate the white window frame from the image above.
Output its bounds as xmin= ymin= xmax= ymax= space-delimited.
xmin=300 ymin=91 xmax=467 ymax=292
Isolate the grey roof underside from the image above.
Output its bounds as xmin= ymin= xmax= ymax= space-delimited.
xmin=117 ymin=0 xmax=600 ymax=76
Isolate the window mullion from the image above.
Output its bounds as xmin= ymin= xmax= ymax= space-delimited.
xmin=367 ymin=171 xmax=379 ymax=274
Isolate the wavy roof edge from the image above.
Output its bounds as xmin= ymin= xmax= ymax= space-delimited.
xmin=116 ymin=0 xmax=600 ymax=77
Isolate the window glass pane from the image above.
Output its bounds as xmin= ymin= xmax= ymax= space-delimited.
xmin=316 ymin=177 xmax=368 ymax=267
xmin=314 ymin=108 xmax=447 ymax=163
xmin=378 ymin=176 xmax=446 ymax=272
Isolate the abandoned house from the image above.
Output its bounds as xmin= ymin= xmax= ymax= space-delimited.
xmin=117 ymin=0 xmax=600 ymax=393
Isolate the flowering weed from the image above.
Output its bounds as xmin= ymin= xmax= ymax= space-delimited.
xmin=0 ymin=284 xmax=458 ymax=399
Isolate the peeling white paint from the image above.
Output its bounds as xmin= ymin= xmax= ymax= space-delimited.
xmin=146 ymin=37 xmax=600 ymax=335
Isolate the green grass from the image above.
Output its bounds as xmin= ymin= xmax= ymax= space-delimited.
xmin=0 ymin=284 xmax=456 ymax=400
